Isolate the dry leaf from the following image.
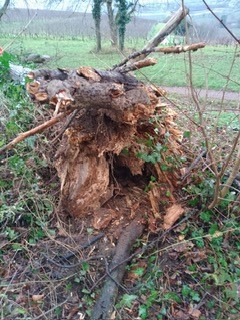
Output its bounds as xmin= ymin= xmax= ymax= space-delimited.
xmin=185 ymin=250 xmax=207 ymax=263
xmin=32 ymin=294 xmax=44 ymax=302
xmin=15 ymin=294 xmax=27 ymax=304
xmin=163 ymin=204 xmax=185 ymax=230
xmin=178 ymin=234 xmax=185 ymax=241
xmin=172 ymin=309 xmax=189 ymax=320
xmin=189 ymin=308 xmax=201 ymax=319
xmin=67 ymin=306 xmax=80 ymax=319
xmin=173 ymin=241 xmax=194 ymax=253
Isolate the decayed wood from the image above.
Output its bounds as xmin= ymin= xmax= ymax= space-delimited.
xmin=91 ymin=218 xmax=144 ymax=320
xmin=120 ymin=57 xmax=157 ymax=73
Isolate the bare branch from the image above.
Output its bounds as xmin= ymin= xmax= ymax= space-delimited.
xmin=120 ymin=57 xmax=157 ymax=73
xmin=3 ymin=12 xmax=38 ymax=51
xmin=220 ymin=147 xmax=240 ymax=199
xmin=113 ymin=42 xmax=205 ymax=72
xmin=0 ymin=109 xmax=74 ymax=154
xmin=202 ymin=0 xmax=240 ymax=44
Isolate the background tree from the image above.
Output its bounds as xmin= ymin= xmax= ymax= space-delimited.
xmin=105 ymin=0 xmax=118 ymax=46
xmin=116 ymin=0 xmax=128 ymax=50
xmin=105 ymin=0 xmax=139 ymax=50
xmin=92 ymin=0 xmax=102 ymax=51
xmin=0 ymin=0 xmax=10 ymax=20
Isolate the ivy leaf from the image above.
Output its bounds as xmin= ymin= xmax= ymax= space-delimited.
xmin=120 ymin=294 xmax=137 ymax=307
xmin=138 ymin=305 xmax=147 ymax=319
xmin=183 ymin=130 xmax=191 ymax=138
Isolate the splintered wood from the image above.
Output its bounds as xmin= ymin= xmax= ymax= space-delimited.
xmin=26 ymin=66 xmax=184 ymax=230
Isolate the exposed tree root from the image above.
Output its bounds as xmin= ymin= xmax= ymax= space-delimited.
xmin=91 ymin=218 xmax=144 ymax=320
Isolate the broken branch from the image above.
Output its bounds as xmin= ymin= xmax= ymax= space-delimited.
xmin=120 ymin=57 xmax=157 ymax=73
xmin=113 ymin=42 xmax=205 ymax=72
xmin=0 ymin=109 xmax=74 ymax=154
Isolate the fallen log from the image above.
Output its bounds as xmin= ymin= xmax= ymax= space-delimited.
xmin=91 ymin=218 xmax=144 ymax=320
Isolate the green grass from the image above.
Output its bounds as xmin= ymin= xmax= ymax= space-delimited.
xmin=1 ymin=35 xmax=240 ymax=91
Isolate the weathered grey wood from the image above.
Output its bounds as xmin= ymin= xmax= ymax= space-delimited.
xmin=91 ymin=219 xmax=144 ymax=320
xmin=143 ymin=6 xmax=189 ymax=51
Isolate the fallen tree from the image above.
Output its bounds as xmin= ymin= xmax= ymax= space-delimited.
xmin=0 ymin=6 xmax=206 ymax=318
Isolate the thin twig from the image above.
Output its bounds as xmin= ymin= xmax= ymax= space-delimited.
xmin=3 ymin=12 xmax=38 ymax=51
xmin=181 ymin=148 xmax=207 ymax=181
xmin=202 ymin=0 xmax=240 ymax=44
xmin=60 ymin=232 xmax=104 ymax=261
xmin=42 ymin=253 xmax=104 ymax=269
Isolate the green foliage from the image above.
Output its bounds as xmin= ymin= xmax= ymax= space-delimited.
xmin=92 ymin=0 xmax=102 ymax=21
xmin=0 ymin=51 xmax=13 ymax=84
xmin=0 ymin=54 xmax=55 ymax=233
xmin=181 ymin=285 xmax=201 ymax=302
xmin=117 ymin=294 xmax=138 ymax=308
xmin=136 ymin=116 xmax=183 ymax=172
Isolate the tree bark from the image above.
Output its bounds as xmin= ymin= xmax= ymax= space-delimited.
xmin=106 ymin=0 xmax=118 ymax=47
xmin=92 ymin=0 xmax=102 ymax=52
xmin=95 ymin=17 xmax=102 ymax=52
xmin=0 ymin=0 xmax=10 ymax=20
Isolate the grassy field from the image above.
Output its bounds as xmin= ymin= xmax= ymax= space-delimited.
xmin=1 ymin=35 xmax=240 ymax=91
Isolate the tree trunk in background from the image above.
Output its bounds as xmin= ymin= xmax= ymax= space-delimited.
xmin=92 ymin=0 xmax=102 ymax=52
xmin=106 ymin=0 xmax=118 ymax=46
xmin=95 ymin=18 xmax=102 ymax=51
xmin=0 ymin=0 xmax=10 ymax=20
xmin=117 ymin=0 xmax=128 ymax=51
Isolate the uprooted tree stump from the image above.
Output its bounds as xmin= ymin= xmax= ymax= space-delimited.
xmin=26 ymin=66 xmax=183 ymax=226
